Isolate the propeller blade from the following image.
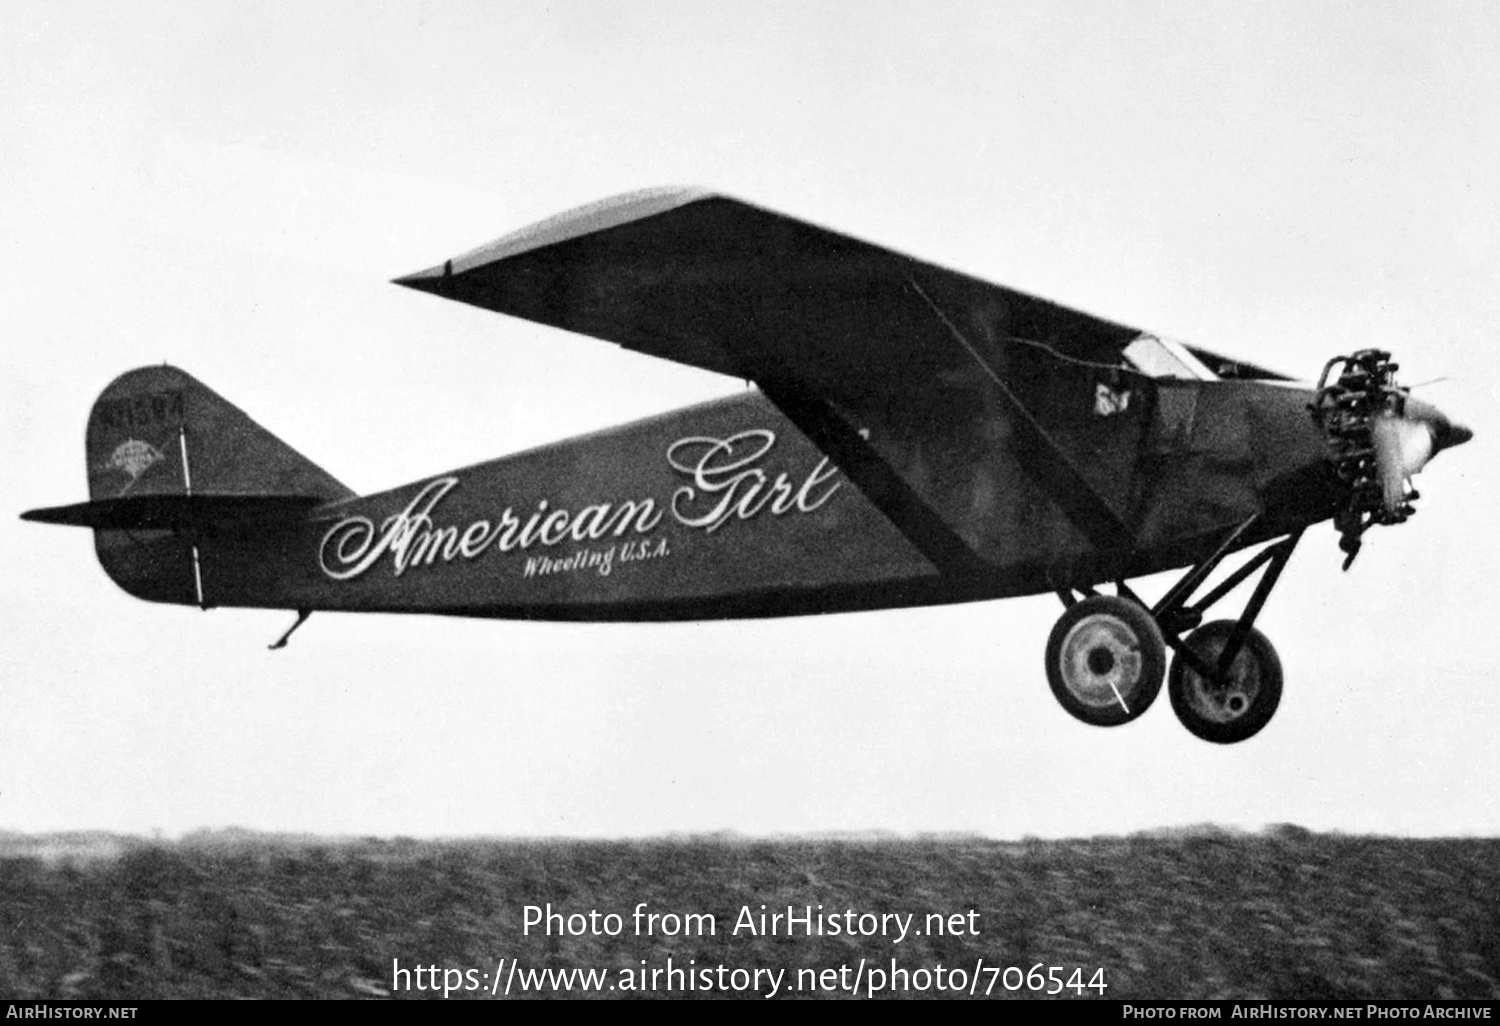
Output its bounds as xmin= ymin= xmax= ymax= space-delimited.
xmin=1374 ymin=409 xmax=1435 ymax=480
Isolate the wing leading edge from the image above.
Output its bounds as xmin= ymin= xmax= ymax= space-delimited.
xmin=395 ymin=190 xmax=1157 ymax=575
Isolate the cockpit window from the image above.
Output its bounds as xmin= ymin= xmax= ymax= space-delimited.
xmin=1122 ymin=334 xmax=1218 ymax=381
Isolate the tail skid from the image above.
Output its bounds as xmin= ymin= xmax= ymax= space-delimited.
xmin=268 ymin=609 xmax=312 ymax=650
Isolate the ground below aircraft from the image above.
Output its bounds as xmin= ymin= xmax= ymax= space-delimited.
xmin=23 ymin=189 xmax=1472 ymax=743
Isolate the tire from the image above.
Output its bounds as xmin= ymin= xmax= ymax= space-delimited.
xmin=1044 ymin=595 xmax=1166 ymax=727
xmin=1168 ymin=620 xmax=1283 ymax=744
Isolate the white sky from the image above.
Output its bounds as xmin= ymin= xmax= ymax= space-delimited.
xmin=2 ymin=1 xmax=1497 ymax=840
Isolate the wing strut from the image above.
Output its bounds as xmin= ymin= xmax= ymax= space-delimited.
xmin=902 ymin=273 xmax=1136 ymax=555
xmin=757 ymin=377 xmax=984 ymax=577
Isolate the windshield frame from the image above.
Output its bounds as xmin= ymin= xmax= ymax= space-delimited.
xmin=1122 ymin=334 xmax=1219 ymax=381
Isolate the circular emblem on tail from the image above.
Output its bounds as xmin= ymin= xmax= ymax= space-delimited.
xmin=109 ymin=438 xmax=165 ymax=481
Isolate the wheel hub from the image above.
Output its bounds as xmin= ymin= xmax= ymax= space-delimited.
xmin=1184 ymin=644 xmax=1259 ymax=723
xmin=1059 ymin=615 xmax=1142 ymax=709
xmin=1087 ymin=646 xmax=1116 ymax=675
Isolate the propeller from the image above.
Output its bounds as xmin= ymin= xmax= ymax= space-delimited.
xmin=1369 ymin=397 xmax=1472 ymax=519
xmin=1310 ymin=350 xmax=1472 ymax=568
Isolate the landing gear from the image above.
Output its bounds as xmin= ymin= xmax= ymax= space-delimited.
xmin=1168 ymin=621 xmax=1282 ymax=744
xmin=1045 ymin=595 xmax=1165 ymax=727
xmin=1046 ymin=519 xmax=1301 ymax=743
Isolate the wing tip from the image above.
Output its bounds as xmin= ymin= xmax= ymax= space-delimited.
xmin=391 ymin=261 xmax=450 ymax=289
xmin=393 ymin=186 xmax=718 ymax=284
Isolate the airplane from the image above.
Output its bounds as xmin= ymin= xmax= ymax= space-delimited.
xmin=21 ymin=188 xmax=1473 ymax=744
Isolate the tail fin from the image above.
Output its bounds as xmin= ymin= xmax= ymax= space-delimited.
xmin=25 ymin=365 xmax=352 ymax=606
xmin=83 ymin=365 xmax=351 ymax=504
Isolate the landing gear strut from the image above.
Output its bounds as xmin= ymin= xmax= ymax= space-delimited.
xmin=1046 ymin=518 xmax=1301 ymax=743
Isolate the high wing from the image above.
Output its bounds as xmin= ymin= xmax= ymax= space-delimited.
xmin=395 ymin=189 xmax=1161 ymax=575
xmin=1182 ymin=344 xmax=1293 ymax=382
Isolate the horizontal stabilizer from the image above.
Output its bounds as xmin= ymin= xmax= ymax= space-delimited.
xmin=21 ymin=493 xmax=326 ymax=531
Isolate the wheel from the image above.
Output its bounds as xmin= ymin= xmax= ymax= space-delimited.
xmin=1168 ymin=620 xmax=1283 ymax=744
xmin=1044 ymin=595 xmax=1166 ymax=727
